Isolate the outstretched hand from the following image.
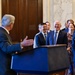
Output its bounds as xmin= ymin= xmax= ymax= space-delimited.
xmin=21 ymin=36 xmax=33 ymax=47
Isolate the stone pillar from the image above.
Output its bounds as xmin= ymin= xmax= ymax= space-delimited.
xmin=73 ymin=0 xmax=75 ymax=21
xmin=53 ymin=0 xmax=72 ymax=28
xmin=43 ymin=0 xmax=73 ymax=29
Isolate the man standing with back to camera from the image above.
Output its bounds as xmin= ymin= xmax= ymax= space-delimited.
xmin=0 ymin=14 xmax=33 ymax=75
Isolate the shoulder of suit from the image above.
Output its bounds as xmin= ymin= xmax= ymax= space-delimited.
xmin=61 ymin=28 xmax=65 ymax=31
xmin=35 ymin=32 xmax=42 ymax=36
xmin=48 ymin=30 xmax=54 ymax=33
xmin=47 ymin=30 xmax=54 ymax=36
xmin=60 ymin=30 xmax=67 ymax=34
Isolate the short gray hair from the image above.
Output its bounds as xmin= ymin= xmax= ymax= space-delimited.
xmin=1 ymin=14 xmax=15 ymax=27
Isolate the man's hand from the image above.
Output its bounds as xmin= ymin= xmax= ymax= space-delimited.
xmin=21 ymin=36 xmax=33 ymax=47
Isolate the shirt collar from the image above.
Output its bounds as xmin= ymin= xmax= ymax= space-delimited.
xmin=42 ymin=32 xmax=47 ymax=35
xmin=48 ymin=30 xmax=50 ymax=32
xmin=0 ymin=26 xmax=10 ymax=34
xmin=54 ymin=30 xmax=60 ymax=33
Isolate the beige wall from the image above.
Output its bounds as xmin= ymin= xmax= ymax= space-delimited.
xmin=43 ymin=0 xmax=75 ymax=30
xmin=73 ymin=0 xmax=75 ymax=21
xmin=43 ymin=0 xmax=54 ymax=29
xmin=43 ymin=0 xmax=51 ymax=22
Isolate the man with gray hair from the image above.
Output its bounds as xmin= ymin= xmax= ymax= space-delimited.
xmin=46 ymin=21 xmax=68 ymax=45
xmin=0 ymin=14 xmax=33 ymax=75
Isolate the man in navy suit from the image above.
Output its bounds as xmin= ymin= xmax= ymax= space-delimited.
xmin=33 ymin=23 xmax=47 ymax=48
xmin=46 ymin=21 xmax=68 ymax=45
xmin=0 ymin=14 xmax=33 ymax=75
xmin=72 ymin=30 xmax=75 ymax=75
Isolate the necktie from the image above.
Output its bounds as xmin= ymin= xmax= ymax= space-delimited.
xmin=54 ymin=31 xmax=58 ymax=44
xmin=44 ymin=33 xmax=47 ymax=39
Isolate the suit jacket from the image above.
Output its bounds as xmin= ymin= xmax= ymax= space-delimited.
xmin=33 ymin=32 xmax=46 ymax=48
xmin=61 ymin=28 xmax=69 ymax=33
xmin=0 ymin=27 xmax=22 ymax=75
xmin=72 ymin=31 xmax=75 ymax=66
xmin=46 ymin=30 xmax=68 ymax=45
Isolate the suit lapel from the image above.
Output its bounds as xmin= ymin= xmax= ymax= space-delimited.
xmin=56 ymin=30 xmax=61 ymax=44
xmin=40 ymin=32 xmax=46 ymax=44
xmin=0 ymin=27 xmax=12 ymax=44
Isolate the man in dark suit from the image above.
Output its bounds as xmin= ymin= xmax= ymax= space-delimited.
xmin=46 ymin=21 xmax=68 ymax=45
xmin=0 ymin=14 xmax=33 ymax=75
xmin=33 ymin=23 xmax=47 ymax=48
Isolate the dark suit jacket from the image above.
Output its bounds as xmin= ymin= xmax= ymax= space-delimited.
xmin=61 ymin=28 xmax=69 ymax=33
xmin=0 ymin=27 xmax=22 ymax=75
xmin=46 ymin=30 xmax=68 ymax=45
xmin=33 ymin=32 xmax=46 ymax=48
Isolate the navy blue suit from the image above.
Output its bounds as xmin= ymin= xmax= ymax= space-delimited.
xmin=72 ymin=31 xmax=75 ymax=67
xmin=46 ymin=30 xmax=68 ymax=45
xmin=0 ymin=27 xmax=22 ymax=75
xmin=33 ymin=32 xmax=46 ymax=48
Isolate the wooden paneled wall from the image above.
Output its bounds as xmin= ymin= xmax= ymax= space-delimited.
xmin=2 ymin=0 xmax=43 ymax=42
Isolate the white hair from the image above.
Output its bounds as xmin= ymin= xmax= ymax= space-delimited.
xmin=54 ymin=21 xmax=61 ymax=26
xmin=1 ymin=14 xmax=15 ymax=27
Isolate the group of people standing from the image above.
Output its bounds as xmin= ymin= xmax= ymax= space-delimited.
xmin=33 ymin=19 xmax=75 ymax=75
xmin=33 ymin=20 xmax=68 ymax=47
xmin=0 ymin=14 xmax=75 ymax=75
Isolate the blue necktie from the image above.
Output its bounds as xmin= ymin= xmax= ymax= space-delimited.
xmin=54 ymin=31 xmax=58 ymax=44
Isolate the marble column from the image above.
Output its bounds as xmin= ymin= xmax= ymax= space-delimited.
xmin=43 ymin=0 xmax=73 ymax=29
xmin=43 ymin=0 xmax=50 ymax=22
xmin=54 ymin=0 xmax=72 ymax=28
xmin=73 ymin=0 xmax=75 ymax=21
